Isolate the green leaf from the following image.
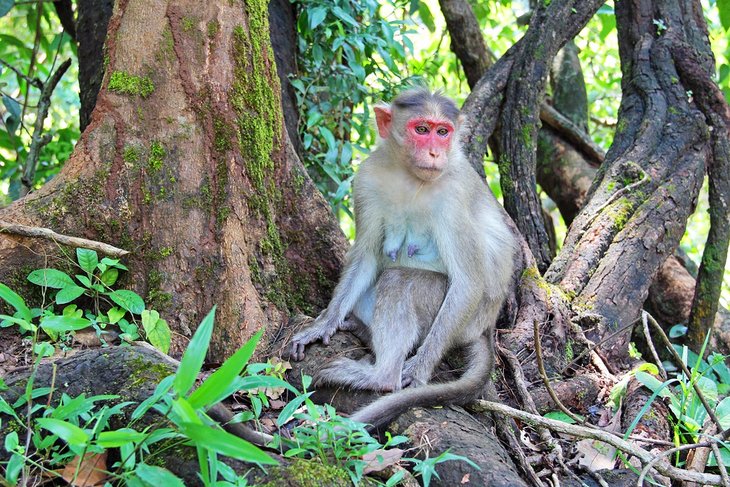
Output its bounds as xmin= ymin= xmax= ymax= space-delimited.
xmin=141 ymin=310 xmax=171 ymax=354
xmin=716 ymin=397 xmax=730 ymax=430
xmin=55 ymin=285 xmax=86 ymax=305
xmin=101 ymin=257 xmax=128 ymax=270
xmin=108 ymin=307 xmax=126 ymax=324
xmin=135 ymin=464 xmax=185 ymax=487
xmin=309 ymin=6 xmax=327 ymax=29
xmin=75 ymin=274 xmax=92 ymax=288
xmin=277 ymin=391 xmax=313 ymax=427
xmin=98 ymin=428 xmax=147 ymax=447
xmin=544 ymin=411 xmax=581 ymax=424
xmin=4 ymin=431 xmax=18 ymax=451
xmin=174 ymin=306 xmax=216 ymax=396
xmin=76 ymin=248 xmax=99 ymax=273
xmin=0 ymin=0 xmax=12 ymax=18
xmin=719 ymin=0 xmax=730 ymax=31
xmin=0 ymin=283 xmax=33 ymax=322
xmin=6 ymin=453 xmax=22 ymax=484
xmin=100 ymin=268 xmax=119 ymax=286
xmin=27 ymin=269 xmax=75 ymax=289
xmin=417 ymin=2 xmax=436 ymax=32
xmin=188 ymin=329 xmax=264 ymax=409
xmin=178 ymin=423 xmax=277 ymax=465
xmin=35 ymin=418 xmax=90 ymax=448
xmin=0 ymin=314 xmax=35 ymax=333
xmin=40 ymin=315 xmax=91 ymax=333
xmin=107 ymin=290 xmax=145 ymax=314
xmin=2 ymin=94 xmax=20 ymax=119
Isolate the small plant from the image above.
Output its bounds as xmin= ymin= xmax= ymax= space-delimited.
xmin=626 ymin=334 xmax=730 ymax=467
xmin=0 ymin=248 xmax=171 ymax=353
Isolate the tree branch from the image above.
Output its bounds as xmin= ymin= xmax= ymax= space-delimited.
xmin=20 ymin=58 xmax=72 ymax=195
xmin=0 ymin=220 xmax=130 ymax=258
xmin=471 ymin=399 xmax=723 ymax=485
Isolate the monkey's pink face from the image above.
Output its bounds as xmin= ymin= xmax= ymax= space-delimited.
xmin=405 ymin=117 xmax=454 ymax=181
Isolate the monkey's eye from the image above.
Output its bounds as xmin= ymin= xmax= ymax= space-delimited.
xmin=436 ymin=127 xmax=449 ymax=137
xmin=415 ymin=125 xmax=429 ymax=134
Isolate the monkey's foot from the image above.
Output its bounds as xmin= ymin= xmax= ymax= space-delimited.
xmin=315 ymin=357 xmax=400 ymax=392
xmin=401 ymin=358 xmax=431 ymax=388
xmin=289 ymin=320 xmax=339 ymax=362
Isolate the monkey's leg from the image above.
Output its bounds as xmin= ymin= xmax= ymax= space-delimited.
xmin=315 ymin=269 xmax=424 ymax=392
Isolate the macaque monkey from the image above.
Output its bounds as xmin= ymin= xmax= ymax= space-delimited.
xmin=290 ymin=89 xmax=515 ymax=429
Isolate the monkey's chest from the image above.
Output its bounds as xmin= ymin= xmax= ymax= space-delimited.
xmin=382 ymin=220 xmax=444 ymax=273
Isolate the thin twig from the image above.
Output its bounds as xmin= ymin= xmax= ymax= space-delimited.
xmin=533 ymin=320 xmax=584 ymax=424
xmin=0 ymin=59 xmax=42 ymax=88
xmin=642 ymin=312 xmax=667 ymax=380
xmin=711 ymin=439 xmax=730 ymax=487
xmin=644 ymin=312 xmax=725 ymax=437
xmin=0 ymin=220 xmax=130 ymax=258
xmin=501 ymin=345 xmax=562 ymax=466
xmin=636 ymin=442 xmax=713 ymax=486
xmin=471 ymin=399 xmax=723 ymax=485
xmin=559 ymin=317 xmax=639 ymax=375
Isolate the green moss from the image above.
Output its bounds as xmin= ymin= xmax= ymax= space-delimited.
xmin=521 ymin=125 xmax=533 ymax=147
xmin=616 ymin=118 xmax=628 ymax=134
xmin=123 ymin=145 xmax=140 ymax=165
xmin=668 ymin=106 xmax=680 ymax=115
xmin=108 ymin=71 xmax=155 ymax=98
xmin=498 ymin=154 xmax=514 ymax=193
xmin=127 ymin=356 xmax=174 ymax=389
xmin=606 ymin=181 xmax=616 ymax=192
xmin=258 ymin=459 xmax=350 ymax=487
xmin=605 ymin=197 xmax=633 ymax=231
xmin=146 ymin=270 xmax=172 ymax=311
xmin=565 ymin=339 xmax=574 ymax=362
xmin=213 ymin=115 xmax=234 ymax=153
xmin=148 ymin=141 xmax=166 ymax=172
xmin=182 ymin=16 xmax=196 ymax=32
xmin=207 ymin=20 xmax=220 ymax=39
xmin=159 ymin=247 xmax=173 ymax=258
xmin=156 ymin=26 xmax=176 ymax=64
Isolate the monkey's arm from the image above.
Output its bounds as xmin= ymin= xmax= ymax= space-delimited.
xmin=290 ymin=183 xmax=383 ymax=361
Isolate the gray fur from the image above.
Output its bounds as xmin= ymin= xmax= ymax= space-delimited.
xmin=290 ymin=90 xmax=515 ymax=430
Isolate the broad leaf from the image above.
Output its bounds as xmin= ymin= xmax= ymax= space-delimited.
xmin=107 ymin=290 xmax=145 ymax=314
xmin=108 ymin=307 xmax=126 ymax=324
xmin=0 ymin=283 xmax=33 ymax=322
xmin=100 ymin=268 xmax=119 ymax=286
xmin=0 ymin=0 xmax=13 ymax=18
xmin=141 ymin=310 xmax=171 ymax=354
xmin=27 ymin=269 xmax=75 ymax=289
xmin=76 ymin=248 xmax=99 ymax=274
xmin=40 ymin=315 xmax=91 ymax=333
xmin=55 ymin=285 xmax=86 ymax=305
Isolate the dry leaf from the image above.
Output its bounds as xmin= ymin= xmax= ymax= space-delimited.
xmin=362 ymin=448 xmax=404 ymax=474
xmin=575 ymin=439 xmax=616 ymax=470
xmin=461 ymin=473 xmax=471 ymax=483
xmin=269 ymin=399 xmax=286 ymax=409
xmin=61 ymin=451 xmax=108 ymax=486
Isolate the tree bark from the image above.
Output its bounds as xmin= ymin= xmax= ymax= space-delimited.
xmin=0 ymin=0 xmax=347 ymax=359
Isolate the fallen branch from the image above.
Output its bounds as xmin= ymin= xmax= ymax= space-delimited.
xmin=471 ymin=399 xmax=724 ymax=485
xmin=0 ymin=220 xmax=130 ymax=258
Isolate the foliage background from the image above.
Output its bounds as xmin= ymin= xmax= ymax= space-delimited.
xmin=0 ymin=0 xmax=728 ymax=306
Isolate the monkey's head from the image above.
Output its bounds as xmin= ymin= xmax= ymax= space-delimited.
xmin=374 ymin=89 xmax=461 ymax=182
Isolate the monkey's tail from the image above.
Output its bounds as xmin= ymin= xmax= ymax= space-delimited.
xmin=349 ymin=335 xmax=492 ymax=430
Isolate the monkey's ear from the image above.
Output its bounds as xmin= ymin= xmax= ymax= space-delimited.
xmin=374 ymin=104 xmax=392 ymax=139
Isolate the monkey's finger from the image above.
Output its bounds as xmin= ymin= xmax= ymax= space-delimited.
xmin=291 ymin=342 xmax=304 ymax=361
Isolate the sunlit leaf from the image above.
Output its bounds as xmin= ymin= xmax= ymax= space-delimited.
xmin=173 ymin=306 xmax=216 ymax=396
xmin=27 ymin=268 xmax=75 ymax=289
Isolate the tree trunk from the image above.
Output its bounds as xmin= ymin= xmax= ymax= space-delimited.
xmin=0 ymin=0 xmax=347 ymax=359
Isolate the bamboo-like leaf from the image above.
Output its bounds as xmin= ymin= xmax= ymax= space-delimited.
xmin=173 ymin=306 xmax=216 ymax=397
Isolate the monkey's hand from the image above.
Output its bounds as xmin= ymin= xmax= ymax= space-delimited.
xmin=401 ymin=356 xmax=431 ymax=388
xmin=289 ymin=316 xmax=340 ymax=361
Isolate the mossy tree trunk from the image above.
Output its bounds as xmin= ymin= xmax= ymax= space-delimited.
xmin=458 ymin=0 xmax=726 ymax=373
xmin=0 ymin=0 xmax=347 ymax=358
